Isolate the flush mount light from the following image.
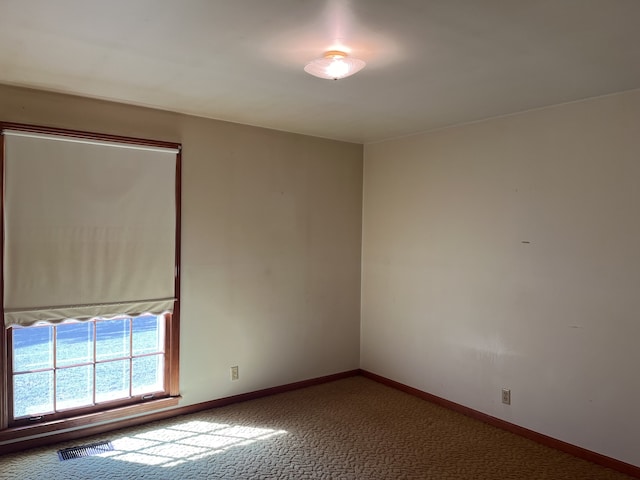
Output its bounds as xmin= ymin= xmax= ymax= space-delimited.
xmin=304 ymin=50 xmax=366 ymax=80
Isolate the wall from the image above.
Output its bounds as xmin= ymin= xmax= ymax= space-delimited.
xmin=361 ymin=89 xmax=640 ymax=467
xmin=0 ymin=84 xmax=363 ymax=408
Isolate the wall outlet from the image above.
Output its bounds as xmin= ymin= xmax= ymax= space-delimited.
xmin=501 ymin=388 xmax=511 ymax=405
xmin=231 ymin=366 xmax=239 ymax=381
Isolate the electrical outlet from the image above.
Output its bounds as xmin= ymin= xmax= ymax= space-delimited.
xmin=231 ymin=366 xmax=239 ymax=381
xmin=501 ymin=388 xmax=511 ymax=405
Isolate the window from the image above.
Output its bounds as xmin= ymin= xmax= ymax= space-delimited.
xmin=1 ymin=123 xmax=181 ymax=438
xmin=10 ymin=314 xmax=168 ymax=423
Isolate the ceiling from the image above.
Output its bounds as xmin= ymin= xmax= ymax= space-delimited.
xmin=1 ymin=0 xmax=639 ymax=144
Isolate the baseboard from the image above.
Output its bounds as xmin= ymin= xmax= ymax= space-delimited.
xmin=359 ymin=369 xmax=640 ymax=479
xmin=8 ymin=367 xmax=637 ymax=479
xmin=0 ymin=369 xmax=360 ymax=455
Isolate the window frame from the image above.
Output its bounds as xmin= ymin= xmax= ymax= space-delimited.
xmin=8 ymin=313 xmax=172 ymax=427
xmin=0 ymin=122 xmax=181 ymax=442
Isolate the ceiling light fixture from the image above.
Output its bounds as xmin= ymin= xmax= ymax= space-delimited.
xmin=304 ymin=50 xmax=366 ymax=80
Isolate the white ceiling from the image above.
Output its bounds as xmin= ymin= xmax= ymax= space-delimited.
xmin=1 ymin=0 xmax=639 ymax=144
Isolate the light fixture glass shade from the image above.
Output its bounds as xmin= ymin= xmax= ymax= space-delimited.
xmin=304 ymin=51 xmax=366 ymax=80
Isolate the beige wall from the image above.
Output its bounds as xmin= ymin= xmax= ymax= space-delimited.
xmin=362 ymin=89 xmax=640 ymax=467
xmin=0 ymin=85 xmax=363 ymax=408
xmin=4 ymin=81 xmax=640 ymax=467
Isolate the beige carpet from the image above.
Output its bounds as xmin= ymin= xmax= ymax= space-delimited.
xmin=0 ymin=376 xmax=634 ymax=479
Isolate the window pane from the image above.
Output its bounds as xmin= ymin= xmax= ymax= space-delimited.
xmin=13 ymin=371 xmax=54 ymax=418
xmin=132 ymin=315 xmax=164 ymax=355
xmin=132 ymin=355 xmax=164 ymax=395
xmin=96 ymin=359 xmax=130 ymax=403
xmin=56 ymin=322 xmax=93 ymax=367
xmin=12 ymin=325 xmax=53 ymax=372
xmin=57 ymin=365 xmax=93 ymax=410
xmin=96 ymin=318 xmax=130 ymax=361
xmin=10 ymin=316 xmax=169 ymax=422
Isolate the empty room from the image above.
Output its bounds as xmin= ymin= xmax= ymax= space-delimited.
xmin=1 ymin=1 xmax=639 ymax=478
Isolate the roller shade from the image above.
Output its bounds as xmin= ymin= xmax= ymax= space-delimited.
xmin=3 ymin=130 xmax=179 ymax=327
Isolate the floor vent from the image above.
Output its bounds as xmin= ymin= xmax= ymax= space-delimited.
xmin=57 ymin=441 xmax=114 ymax=461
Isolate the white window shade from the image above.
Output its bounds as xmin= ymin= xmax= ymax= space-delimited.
xmin=3 ymin=131 xmax=178 ymax=327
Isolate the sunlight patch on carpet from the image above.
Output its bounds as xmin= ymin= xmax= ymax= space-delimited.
xmin=99 ymin=420 xmax=287 ymax=468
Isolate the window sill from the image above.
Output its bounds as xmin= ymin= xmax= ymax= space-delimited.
xmin=0 ymin=396 xmax=180 ymax=451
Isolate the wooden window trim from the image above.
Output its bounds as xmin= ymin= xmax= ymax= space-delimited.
xmin=1 ymin=130 xmax=7 ymax=432
xmin=0 ymin=122 xmax=179 ymax=150
xmin=0 ymin=396 xmax=180 ymax=444
xmin=0 ymin=122 xmax=181 ymax=440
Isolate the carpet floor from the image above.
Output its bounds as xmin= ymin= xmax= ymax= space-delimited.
xmin=0 ymin=376 xmax=633 ymax=479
